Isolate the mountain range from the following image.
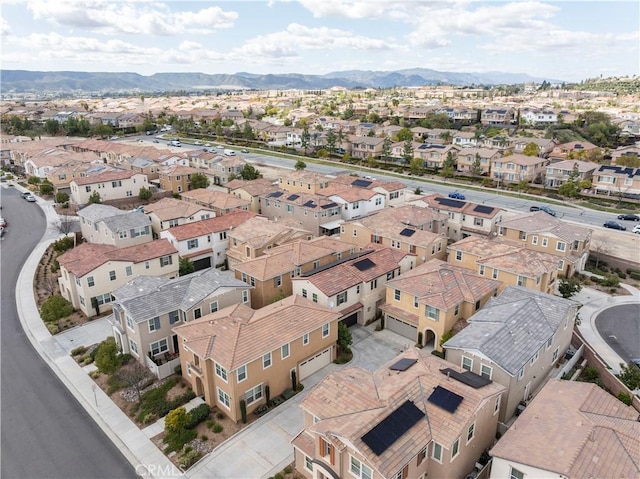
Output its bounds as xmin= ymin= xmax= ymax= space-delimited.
xmin=0 ymin=68 xmax=562 ymax=93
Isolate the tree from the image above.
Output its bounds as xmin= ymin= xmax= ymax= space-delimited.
xmin=40 ymin=295 xmax=74 ymax=322
xmin=439 ymin=131 xmax=452 ymax=144
xmin=94 ymin=338 xmax=120 ymax=374
xmin=337 ymin=322 xmax=353 ymax=354
xmin=39 ymin=180 xmax=54 ymax=196
xmin=190 ymin=173 xmax=209 ymax=190
xmin=44 ymin=119 xmax=60 ymax=135
xmin=239 ymin=164 xmax=262 ymax=180
xmin=381 ymin=136 xmax=392 ymax=165
xmin=589 ymin=237 xmax=611 ymax=270
xmin=115 ymin=362 xmax=152 ymax=403
xmin=401 ymin=139 xmax=414 ymax=166
xmin=55 ymin=192 xmax=69 ymax=204
xmin=522 ymin=142 xmax=540 ymax=157
xmin=28 ymin=175 xmax=41 ymax=185
xmin=40 ymin=274 xmax=60 ymax=297
xmin=325 ymin=129 xmax=336 ymax=154
xmin=56 ymin=217 xmax=75 ymax=235
xmin=616 ymin=362 xmax=640 ymax=391
xmin=397 ymin=127 xmax=413 ymax=142
xmin=409 ymin=158 xmax=424 ymax=176
xmin=470 ymin=153 xmax=483 ymax=180
xmin=300 ymin=124 xmax=311 ymax=156
xmin=88 ymin=191 xmax=101 ymax=204
xmin=558 ymin=278 xmax=582 ymax=298
xmin=295 ymin=160 xmax=307 ymax=171
xmin=179 ymin=258 xmax=195 ymax=276
xmin=138 ymin=187 xmax=152 ymax=201
xmin=165 ymin=407 xmax=188 ymax=434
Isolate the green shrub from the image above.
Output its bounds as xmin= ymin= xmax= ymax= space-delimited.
xmin=52 ymin=236 xmax=75 ymax=253
xmin=55 ymin=192 xmax=70 ymax=204
xmin=617 ymin=392 xmax=632 ymax=406
xmin=629 ymin=271 xmax=640 ymax=281
xmin=601 ymin=275 xmax=620 ymax=287
xmin=142 ymin=412 xmax=157 ymax=425
xmin=50 ymin=259 xmax=60 ymax=273
xmin=40 ymin=295 xmax=74 ymax=322
xmin=94 ymin=338 xmax=120 ymax=374
xmin=27 ymin=175 xmax=41 ymax=185
xmin=274 ymin=473 xmax=284 ymax=479
xmin=177 ymin=449 xmax=201 ymax=469
xmin=185 ymin=404 xmax=210 ymax=429
xmin=46 ymin=323 xmax=60 ymax=334
xmin=212 ymin=423 xmax=223 ymax=433
xmin=71 ymin=345 xmax=87 ymax=356
xmin=583 ymin=367 xmax=599 ymax=381
xmin=200 ymin=434 xmax=208 ymax=441
xmin=39 ymin=182 xmax=54 ymax=195
xmin=163 ymin=428 xmax=197 ymax=453
xmin=284 ymin=466 xmax=293 ymax=474
xmin=206 ymin=419 xmax=214 ymax=428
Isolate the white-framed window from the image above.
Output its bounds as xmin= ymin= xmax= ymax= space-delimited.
xmin=337 ymin=291 xmax=347 ymax=305
xmin=552 ymin=347 xmax=559 ymax=362
xmin=322 ymin=323 xmax=330 ymax=338
xmin=455 ymin=250 xmax=462 ymax=261
xmin=518 ymin=367 xmax=524 ymax=381
xmin=187 ymin=239 xmax=199 ymax=249
xmin=302 ymin=288 xmax=307 ymax=298
xmin=281 ymin=343 xmax=290 ymax=359
xmin=451 ymin=438 xmax=460 ymax=461
xmin=242 ymin=290 xmax=249 ymax=303
xmin=531 ymin=235 xmax=538 ymax=245
xmin=492 ymin=268 xmax=498 ymax=279
xmin=466 ymin=422 xmax=475 ymax=443
xmin=312 ymin=293 xmax=318 ymax=303
xmin=304 ymin=455 xmax=313 ymax=472
xmin=217 ymin=387 xmax=230 ymax=409
xmin=236 ymin=365 xmax=247 ymax=383
xmin=210 ymin=301 xmax=219 ymax=313
xmin=87 ymin=276 xmax=95 ymax=287
xmin=274 ymin=275 xmax=282 ymax=287
xmin=454 ymin=303 xmax=460 ymax=316
xmin=494 ymin=395 xmax=501 ymax=414
xmin=245 ymin=384 xmax=263 ymax=405
xmin=148 ymin=316 xmax=161 ymax=332
xmin=479 ymin=264 xmax=485 ymax=276
xmin=169 ymin=310 xmax=180 ymax=324
xmin=519 ymin=231 xmax=527 ymax=241
xmin=542 ymin=237 xmax=548 ymax=247
xmin=94 ymin=293 xmax=112 ymax=306
xmin=394 ymin=289 xmax=401 ymax=301
xmin=462 ymin=356 xmax=473 ymax=371
xmin=150 ymin=338 xmax=169 ymax=356
xmin=194 ymin=308 xmax=202 ymax=320
xmin=125 ymin=266 xmax=132 ymax=276
xmin=370 ymin=279 xmax=377 ymax=290
xmin=129 ymin=338 xmax=139 ymax=356
xmin=432 ymin=442 xmax=443 ymax=463
xmin=509 ymin=467 xmax=525 ymax=479
xmin=556 ymin=241 xmax=566 ymax=252
xmin=263 ymin=352 xmax=272 ymax=369
xmin=558 ymin=260 xmax=564 ymax=271
xmin=480 ymin=364 xmax=493 ymax=379
xmin=109 ymin=270 xmax=116 ymax=281
xmin=126 ymin=315 xmax=135 ymax=331
xmin=145 ymin=261 xmax=150 ymax=270
xmin=546 ymin=335 xmax=553 ymax=349
xmin=531 ymin=350 xmax=539 ymax=364
xmin=160 ymin=255 xmax=173 ymax=267
xmin=350 ymin=456 xmax=372 ymax=479
xmin=517 ymin=275 xmax=526 ymax=287
xmin=215 ymin=362 xmax=228 ymax=382
xmin=426 ymin=305 xmax=439 ymax=320
xmin=302 ymin=333 xmax=309 ymax=345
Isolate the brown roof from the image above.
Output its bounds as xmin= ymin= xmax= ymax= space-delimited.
xmin=499 ymin=211 xmax=592 ymax=242
xmin=143 ymin=197 xmax=214 ymax=221
xmin=490 ymin=379 xmax=640 ymax=479
xmin=316 ymin=183 xmax=379 ymax=202
xmin=351 ymin=210 xmax=446 ymax=246
xmin=58 ymin=239 xmax=177 ymax=277
xmin=225 ymin=178 xmax=280 ymax=196
xmin=72 ymin=169 xmax=139 ymax=186
xmin=417 ymin=193 xmax=502 ymax=219
xmin=180 ymin=189 xmax=250 ymax=210
xmin=330 ymin=174 xmax=406 ymax=192
xmin=162 ymin=210 xmax=258 ymax=241
xmin=173 ymin=295 xmax=341 ymax=370
xmin=228 ymin=216 xmax=311 ymax=248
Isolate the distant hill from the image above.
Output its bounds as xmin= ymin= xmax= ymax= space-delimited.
xmin=0 ymin=68 xmax=562 ymax=94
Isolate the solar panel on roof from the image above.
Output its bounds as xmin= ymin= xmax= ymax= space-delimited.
xmin=399 ymin=228 xmax=416 ymax=237
xmin=439 ymin=368 xmax=492 ymax=389
xmin=353 ymin=258 xmax=375 ymax=271
xmin=435 ymin=197 xmax=465 ymax=208
xmin=361 ymin=400 xmax=425 ymax=456
xmin=351 ymin=179 xmax=372 ymax=188
xmin=390 ymin=358 xmax=417 ymax=371
xmin=268 ymin=191 xmax=283 ymax=198
xmin=302 ymin=200 xmax=316 ymax=208
xmin=428 ymin=386 xmax=463 ymax=413
xmin=321 ymin=202 xmax=338 ymax=209
xmin=287 ymin=194 xmax=299 ymax=201
xmin=473 ymin=205 xmax=494 ymax=214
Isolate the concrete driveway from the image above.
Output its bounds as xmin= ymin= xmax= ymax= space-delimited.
xmin=187 ymin=324 xmax=412 ymax=479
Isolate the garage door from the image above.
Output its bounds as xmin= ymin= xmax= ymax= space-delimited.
xmin=340 ymin=312 xmax=358 ymax=328
xmin=386 ymin=315 xmax=417 ymax=341
xmin=192 ymin=257 xmax=212 ymax=271
xmin=299 ymin=347 xmax=332 ymax=380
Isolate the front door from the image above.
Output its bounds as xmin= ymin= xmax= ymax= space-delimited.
xmin=172 ymin=334 xmax=179 ymax=354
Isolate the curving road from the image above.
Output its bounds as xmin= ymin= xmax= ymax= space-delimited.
xmin=0 ymin=186 xmax=135 ymax=479
xmin=595 ymin=303 xmax=640 ymax=364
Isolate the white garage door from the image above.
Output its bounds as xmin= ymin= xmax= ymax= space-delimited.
xmin=386 ymin=315 xmax=417 ymax=341
xmin=299 ymin=347 xmax=332 ymax=380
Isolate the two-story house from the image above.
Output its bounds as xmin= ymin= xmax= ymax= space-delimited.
xmin=443 ymin=286 xmax=579 ymax=423
xmin=317 ymin=183 xmax=386 ymax=221
xmin=548 ymin=140 xmax=599 ymax=162
xmin=381 ymin=258 xmax=501 ymax=349
xmin=414 ymin=143 xmax=459 ymax=169
xmin=210 ymin=156 xmax=246 ymax=185
xmin=180 ymin=188 xmax=250 ymax=216
xmin=455 ymin=147 xmax=501 ymax=175
xmin=157 ymin=164 xmax=204 ymax=194
xmin=292 ymin=245 xmax=416 ymax=327
xmin=349 ymin=135 xmax=386 ymax=160
xmin=173 ymin=295 xmax=342 ymax=422
xmin=292 ymin=348 xmax=505 ymax=479
xmin=225 ymin=178 xmax=281 ymax=213
xmin=490 ymin=154 xmax=549 ymax=184
xmin=70 ymin=170 xmax=149 ymax=205
xmin=78 ymin=204 xmax=152 ymax=247
xmin=329 ymin=175 xmax=407 ymax=207
xmin=277 ymin=170 xmax=330 ymax=194
xmin=481 ymin=108 xmax=515 ymax=125
xmin=57 ymin=239 xmax=179 ymax=317
xmin=545 ymin=159 xmax=599 ymax=188
xmin=592 ymin=165 xmax=640 ymax=198
xmin=143 ymin=197 xmax=215 ymax=234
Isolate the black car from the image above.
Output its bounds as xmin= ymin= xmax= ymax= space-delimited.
xmin=530 ymin=205 xmax=557 ymax=216
xmin=617 ymin=213 xmax=640 ymax=221
xmin=603 ymin=220 xmax=626 ymax=231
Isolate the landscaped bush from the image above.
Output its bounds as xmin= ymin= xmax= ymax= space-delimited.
xmin=52 ymin=236 xmax=75 ymax=253
xmin=94 ymin=338 xmax=120 ymax=374
xmin=164 ymin=428 xmax=197 ymax=453
xmin=40 ymin=294 xmax=74 ymax=323
xmin=212 ymin=423 xmax=223 ymax=433
xmin=629 ymin=271 xmax=640 ymax=281
xmin=185 ymin=404 xmax=210 ymax=429
xmin=177 ymin=449 xmax=201 ymax=469
xmin=617 ymin=392 xmax=632 ymax=406
xmin=71 ymin=345 xmax=87 ymax=356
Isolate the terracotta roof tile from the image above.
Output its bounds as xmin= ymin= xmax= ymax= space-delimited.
xmin=181 ymin=189 xmax=250 ymax=210
xmin=162 ymin=210 xmax=258 ymax=241
xmin=143 ymin=197 xmax=214 ymax=221
xmin=72 ymin=169 xmax=139 ymax=185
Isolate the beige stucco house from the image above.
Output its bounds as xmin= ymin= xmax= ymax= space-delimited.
xmin=78 ymin=203 xmax=152 ymax=247
xmin=70 ymin=169 xmax=149 ymax=205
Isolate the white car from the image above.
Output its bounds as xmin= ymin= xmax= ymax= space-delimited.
xmin=632 ymin=224 xmax=640 ymax=234
xmin=194 ymin=140 xmax=202 ymax=146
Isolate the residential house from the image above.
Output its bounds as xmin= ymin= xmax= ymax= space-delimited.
xmin=480 ymin=108 xmax=515 ymax=125
xmin=339 ymin=206 xmax=449 ymax=266
xmin=123 ymin=157 xmax=163 ymax=181
xmin=57 ymin=240 xmax=179 ymax=318
xmin=452 ymin=131 xmax=482 ymax=148
xmin=292 ymin=348 xmax=505 ymax=479
xmin=143 ymin=197 xmax=215 ymax=234
xmin=225 ymin=178 xmax=281 ymax=213
xmin=277 ymin=170 xmax=330 ymax=195
xmin=160 ymin=210 xmax=258 ymax=271
xmin=447 ymin=236 xmax=560 ymax=294
xmin=548 ymin=141 xmax=599 ymax=162
xmin=497 ymin=211 xmax=592 ymax=276
xmin=210 ymin=156 xmax=247 ymax=185
xmin=414 ymin=143 xmax=459 ymax=169
xmin=610 ymin=145 xmax=640 ymax=165
xmin=489 ymin=379 xmax=640 ymax=479
xmin=109 ymin=268 xmax=252 ymax=378
xmin=510 ymin=137 xmax=555 ymax=157
xmin=329 ymin=175 xmax=407 ymax=207
xmin=316 ymin=183 xmax=386 ymax=221
xmin=173 ymin=295 xmax=342 ymax=422
xmin=592 ymin=165 xmax=640 ymax=198
xmin=518 ymin=108 xmax=557 ymax=126
xmin=78 ymin=204 xmax=152 ymax=247
xmin=350 ymin=136 xmax=385 ymax=160
xmin=455 ymin=147 xmax=501 ymax=175
xmin=381 ymin=259 xmax=501 ymax=349
xmin=45 ymin=159 xmax=101 ymax=193
xmin=70 ymin=170 xmax=149 ymax=205
xmin=443 ymin=286 xmax=579 ymax=423
xmin=180 ymin=188 xmax=250 ymax=216
xmin=233 ymin=237 xmax=358 ymax=309
xmin=545 ymin=159 xmax=599 ymax=187
xmin=292 ymin=244 xmax=416 ymax=326
xmin=490 ymin=154 xmax=549 ymax=184
xmin=157 ymin=164 xmax=204 ymax=194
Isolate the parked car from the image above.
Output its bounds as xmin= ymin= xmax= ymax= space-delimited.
xmin=603 ymin=220 xmax=626 ymax=231
xmin=21 ymin=191 xmax=32 ymax=199
xmin=448 ymin=192 xmax=466 ymax=200
xmin=0 ymin=217 xmax=6 ymax=227
xmin=631 ymin=358 xmax=640 ymax=369
xmin=617 ymin=213 xmax=640 ymax=221
xmin=194 ymin=140 xmax=202 ymax=146
xmin=153 ymin=139 xmax=159 ymax=143
xmin=632 ymin=224 xmax=640 ymax=234
xmin=529 ymin=205 xmax=557 ymax=216
xmin=241 ymin=149 xmax=249 ymax=153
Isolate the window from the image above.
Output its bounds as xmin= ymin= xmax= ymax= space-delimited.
xmin=494 ymin=395 xmax=501 ymax=414
xmin=455 ymin=250 xmax=462 ymax=261
xmin=169 ymin=310 xmax=180 ymax=325
xmin=556 ymin=241 xmax=566 ymax=252
xmin=517 ymin=275 xmax=526 ymax=287
xmin=454 ymin=303 xmax=460 ymax=316
xmin=531 ymin=350 xmax=539 ymax=364
xmin=532 ymin=235 xmax=538 ymax=245
xmin=303 ymin=333 xmax=309 ymax=345
xmin=426 ymin=305 xmax=439 ymax=320
xmin=87 ymin=276 xmax=95 ymax=287
xmin=350 ymin=456 xmax=372 ymax=479
xmin=518 ymin=367 xmax=524 ymax=381
xmin=509 ymin=467 xmax=525 ymax=479
xmin=337 ymin=291 xmax=347 ymax=305
xmin=125 ymin=266 xmax=133 ymax=276
xmin=414 ymin=296 xmax=419 ymax=308
xmin=492 ymin=268 xmax=498 ymax=279
xmin=148 ymin=317 xmax=161 ymax=332
xmin=281 ymin=343 xmax=290 ymax=359
xmin=150 ymin=338 xmax=169 ymax=356
xmin=417 ymin=445 xmax=427 ymax=465
xmin=274 ymin=275 xmax=282 ymax=287
xmin=111 ymin=180 xmax=122 ymax=187
xmin=352 ymin=229 xmax=357 ymax=237
xmin=542 ymin=238 xmax=548 ymax=247
xmin=519 ymin=231 xmax=527 ymax=241
xmin=215 ymin=363 xmax=228 ymax=382
xmin=480 ymin=364 xmax=493 ymax=379
xmin=304 ymin=455 xmax=313 ymax=472
xmin=286 ymin=204 xmax=293 ymax=213
xmin=85 ymin=185 xmax=92 ymax=193
xmin=219 ymin=231 xmax=227 ymax=240
xmin=467 ymin=423 xmax=475 ymax=443
xmin=217 ymin=388 xmax=230 ymax=409
xmin=94 ymin=293 xmax=112 ymax=306
xmin=451 ymin=438 xmax=460 ymax=460
xmin=322 ymin=323 xmax=330 ymax=338
xmin=160 ymin=255 xmax=173 ymax=267
xmin=394 ymin=289 xmax=401 ymax=301
xmin=558 ymin=260 xmax=564 ymax=271
xmin=312 ymin=293 xmax=317 ymax=303
xmin=126 ymin=315 xmax=135 ymax=331
xmin=245 ymin=384 xmax=263 ymax=404
xmin=263 ymin=352 xmax=272 ymax=369
xmin=479 ymin=264 xmax=485 ymax=276
xmin=242 ymin=290 xmax=249 ymax=303
xmin=236 ymin=365 xmax=247 ymax=383
xmin=498 ymin=226 xmax=504 ymax=236
xmin=129 ymin=339 xmax=139 ymax=356
xmin=462 ymin=356 xmax=473 ymax=371
xmin=432 ymin=442 xmax=443 ymax=463
xmin=187 ymin=239 xmax=199 ymax=249
xmin=210 ymin=301 xmax=219 ymax=313
xmin=474 ymin=217 xmax=484 ymax=227
xmin=145 ymin=261 xmax=150 ymax=270
xmin=370 ymin=279 xmax=377 ymax=290
xmin=109 ymin=270 xmax=116 ymax=281
xmin=552 ymin=347 xmax=559 ymax=362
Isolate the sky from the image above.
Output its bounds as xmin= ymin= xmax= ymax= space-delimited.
xmin=1 ymin=0 xmax=638 ymax=83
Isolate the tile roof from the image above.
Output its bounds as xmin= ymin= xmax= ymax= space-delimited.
xmin=417 ymin=193 xmax=502 ymax=218
xmin=302 ymin=349 xmax=505 ymax=479
xmin=57 ymin=239 xmax=177 ymax=277
xmin=349 ymin=209 xmax=446 ymax=246
xmin=490 ymin=379 xmax=640 ymax=479
xmin=317 ymin=183 xmax=379 ymax=202
xmin=493 ymin=153 xmax=547 ymax=165
xmin=443 ymin=286 xmax=579 ymax=375
xmin=78 ymin=203 xmax=123 ymax=222
xmin=225 ymin=178 xmax=280 ymax=196
xmin=228 ymin=216 xmax=311 ymax=248
xmin=143 ymin=197 xmax=215 ymax=221
xmin=180 ymin=189 xmax=250 ymax=210
xmin=173 ymin=295 xmax=341 ymax=370
xmin=72 ymin=168 xmax=139 ymax=185
xmin=161 ymin=210 xmax=258 ymax=241
xmin=499 ymin=211 xmax=592 ymax=242
xmin=386 ymin=258 xmax=502 ymax=311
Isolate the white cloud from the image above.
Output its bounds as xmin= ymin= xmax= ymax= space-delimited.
xmin=297 ymin=0 xmax=400 ymax=19
xmin=0 ymin=17 xmax=11 ymax=36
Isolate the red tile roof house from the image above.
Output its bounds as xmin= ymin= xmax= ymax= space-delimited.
xmin=180 ymin=188 xmax=250 ymax=216
xmin=70 ymin=169 xmax=149 ymax=206
xmin=292 ymin=348 xmax=505 ymax=479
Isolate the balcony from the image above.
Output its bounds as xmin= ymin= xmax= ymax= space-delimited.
xmin=188 ymin=361 xmax=203 ymax=377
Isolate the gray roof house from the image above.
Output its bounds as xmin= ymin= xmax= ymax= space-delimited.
xmin=443 ymin=286 xmax=579 ymax=424
xmin=78 ymin=203 xmax=152 ymax=247
xmin=109 ymin=268 xmax=252 ymax=378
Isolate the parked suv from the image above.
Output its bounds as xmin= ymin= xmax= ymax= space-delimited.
xmin=529 ymin=205 xmax=557 ymax=216
xmin=448 ymin=192 xmax=466 ymax=200
xmin=603 ymin=220 xmax=626 ymax=231
xmin=617 ymin=213 xmax=640 ymax=221
xmin=632 ymin=224 xmax=640 ymax=234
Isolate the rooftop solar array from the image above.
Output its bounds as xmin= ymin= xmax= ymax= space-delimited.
xmin=352 ymin=179 xmax=373 ymax=188
xmin=321 ymin=202 xmax=338 ymax=209
xmin=302 ymin=200 xmax=316 ymax=208
xmin=390 ymin=358 xmax=417 ymax=371
xmin=287 ymin=194 xmax=299 ymax=201
xmin=361 ymin=400 xmax=425 ymax=456
xmin=435 ymin=197 xmax=465 ymax=208
xmin=268 ymin=191 xmax=283 ymax=198
xmin=399 ymin=228 xmax=416 ymax=237
xmin=353 ymin=258 xmax=375 ymax=271
xmin=427 ymin=385 xmax=463 ymax=413
xmin=473 ymin=205 xmax=494 ymax=214
xmin=439 ymin=368 xmax=492 ymax=389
